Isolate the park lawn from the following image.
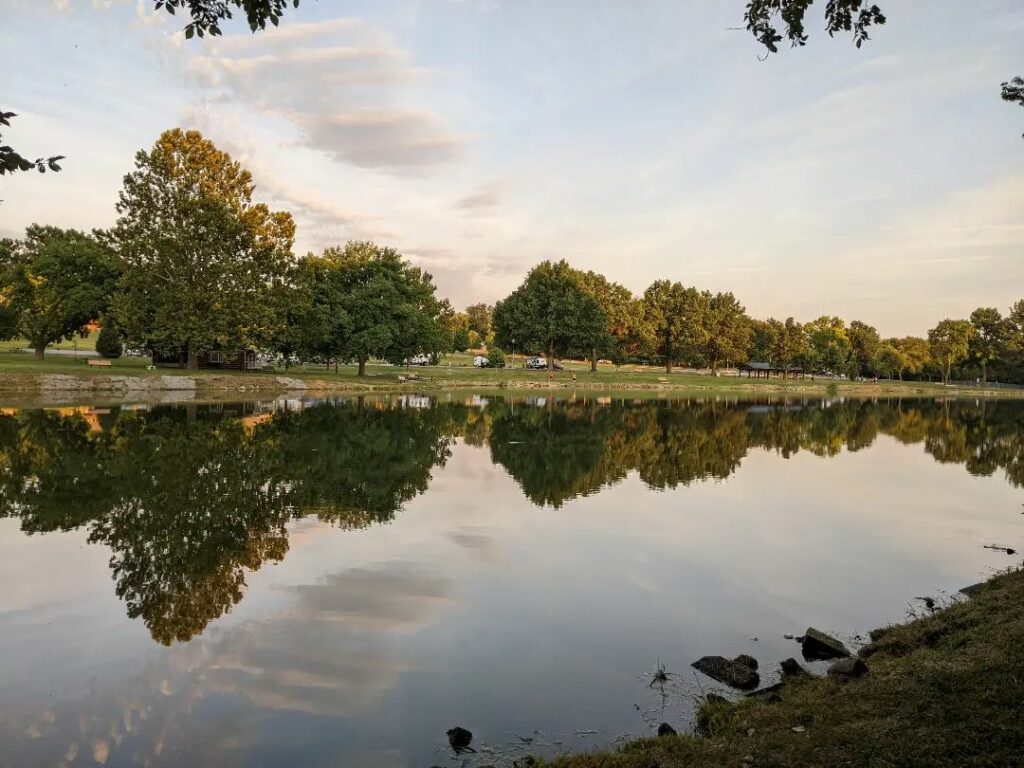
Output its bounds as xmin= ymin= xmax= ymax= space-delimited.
xmin=0 ymin=347 xmax=995 ymax=397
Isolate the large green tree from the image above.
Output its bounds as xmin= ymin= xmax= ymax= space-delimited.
xmin=968 ymin=307 xmax=1008 ymax=384
xmin=697 ymin=291 xmax=752 ymax=373
xmin=928 ymin=319 xmax=974 ymax=384
xmin=572 ymin=270 xmax=638 ymax=371
xmin=894 ymin=336 xmax=931 ymax=380
xmin=848 ymin=319 xmax=881 ymax=377
xmin=805 ymin=316 xmax=853 ymax=376
xmin=0 ymin=225 xmax=119 ymax=358
xmin=640 ymin=281 xmax=706 ymax=374
xmin=493 ymin=260 xmax=608 ymax=372
xmin=312 ymin=241 xmax=450 ymax=376
xmin=465 ymin=303 xmax=494 ymax=342
xmin=110 ymin=128 xmax=295 ymax=370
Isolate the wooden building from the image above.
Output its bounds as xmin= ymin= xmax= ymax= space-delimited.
xmin=152 ymin=348 xmax=260 ymax=371
xmin=738 ymin=361 xmax=808 ymax=379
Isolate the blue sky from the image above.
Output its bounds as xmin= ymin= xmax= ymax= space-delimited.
xmin=1 ymin=0 xmax=1022 ymax=335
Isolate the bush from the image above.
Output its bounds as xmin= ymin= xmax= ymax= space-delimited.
xmin=96 ymin=324 xmax=122 ymax=359
xmin=488 ymin=347 xmax=506 ymax=368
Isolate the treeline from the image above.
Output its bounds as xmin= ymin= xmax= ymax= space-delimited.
xmin=2 ymin=127 xmax=1023 ymax=383
xmin=491 ymin=260 xmax=1024 ymax=383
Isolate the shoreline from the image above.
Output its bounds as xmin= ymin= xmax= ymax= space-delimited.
xmin=0 ymin=369 xmax=1021 ymax=402
xmin=531 ymin=566 xmax=1024 ymax=767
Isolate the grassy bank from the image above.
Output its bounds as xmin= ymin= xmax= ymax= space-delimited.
xmin=0 ymin=347 xmax=1020 ymax=398
xmin=535 ymin=568 xmax=1024 ymax=768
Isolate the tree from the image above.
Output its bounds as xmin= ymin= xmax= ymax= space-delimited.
xmin=848 ymin=320 xmax=881 ymax=377
xmin=487 ymin=347 xmax=506 ymax=368
xmin=744 ymin=3 xmax=1020 ymax=140
xmin=894 ymin=336 xmax=931 ymax=380
xmin=315 ymin=241 xmax=451 ymax=376
xmin=110 ymin=128 xmax=295 ymax=370
xmin=572 ymin=270 xmax=637 ymax=371
xmin=493 ymin=260 xmax=608 ymax=372
xmin=640 ymin=281 xmax=705 ymax=373
xmin=928 ymin=319 xmax=974 ymax=384
xmin=748 ymin=318 xmax=780 ymax=363
xmin=876 ymin=341 xmax=905 ymax=380
xmin=744 ymin=0 xmax=886 ymax=53
xmin=446 ymin=312 xmax=471 ymax=353
xmin=155 ymin=0 xmax=301 ymax=38
xmin=465 ymin=303 xmax=494 ymax=342
xmin=805 ymin=316 xmax=852 ymax=376
xmin=0 ymin=111 xmax=63 ymax=177
xmin=968 ymin=307 xmax=1007 ymax=384
xmin=0 ymin=225 xmax=119 ymax=359
xmin=96 ymin=323 xmax=123 ymax=359
xmin=777 ymin=317 xmax=809 ymax=371
xmin=697 ymin=291 xmax=752 ymax=373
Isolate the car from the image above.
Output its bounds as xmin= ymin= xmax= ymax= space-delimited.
xmin=525 ymin=357 xmax=564 ymax=370
xmin=473 ymin=355 xmax=489 ymax=368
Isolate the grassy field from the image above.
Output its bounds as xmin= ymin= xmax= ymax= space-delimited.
xmin=0 ymin=343 xmax=1017 ymax=397
xmin=534 ymin=568 xmax=1024 ymax=768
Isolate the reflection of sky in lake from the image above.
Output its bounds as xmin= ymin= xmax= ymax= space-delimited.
xmin=0 ymin=398 xmax=1021 ymax=767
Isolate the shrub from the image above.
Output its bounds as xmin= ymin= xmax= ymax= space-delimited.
xmin=96 ymin=324 xmax=122 ymax=359
xmin=488 ymin=347 xmax=506 ymax=368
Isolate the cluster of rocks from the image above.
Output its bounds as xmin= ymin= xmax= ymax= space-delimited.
xmin=688 ymin=627 xmax=869 ymax=702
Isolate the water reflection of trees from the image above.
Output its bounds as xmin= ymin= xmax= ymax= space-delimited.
xmin=1 ymin=396 xmax=1021 ymax=643
xmin=0 ymin=401 xmax=458 ymax=644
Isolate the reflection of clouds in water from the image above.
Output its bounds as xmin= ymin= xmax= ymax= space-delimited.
xmin=449 ymin=528 xmax=494 ymax=552
xmin=196 ymin=562 xmax=453 ymax=716
xmin=1 ymin=560 xmax=456 ymax=764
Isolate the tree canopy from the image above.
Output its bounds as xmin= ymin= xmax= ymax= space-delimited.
xmin=641 ymin=281 xmax=705 ymax=374
xmin=154 ymin=0 xmax=301 ymax=38
xmin=493 ymin=260 xmax=608 ymax=371
xmin=301 ymin=241 xmax=451 ymax=376
xmin=0 ymin=225 xmax=119 ymax=358
xmin=109 ymin=128 xmax=294 ymax=369
xmin=0 ymin=111 xmax=63 ymax=178
xmin=744 ymin=0 xmax=886 ymax=53
xmin=928 ymin=319 xmax=974 ymax=384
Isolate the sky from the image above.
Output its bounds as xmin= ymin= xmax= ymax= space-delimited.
xmin=0 ymin=0 xmax=1022 ymax=337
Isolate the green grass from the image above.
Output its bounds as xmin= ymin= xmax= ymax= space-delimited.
xmin=534 ymin=568 xmax=1024 ymax=767
xmin=0 ymin=343 xmax=1013 ymax=398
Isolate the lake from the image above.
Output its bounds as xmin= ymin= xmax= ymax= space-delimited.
xmin=1 ymin=393 xmax=1021 ymax=767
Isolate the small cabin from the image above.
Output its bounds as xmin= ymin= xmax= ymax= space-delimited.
xmin=152 ymin=348 xmax=260 ymax=371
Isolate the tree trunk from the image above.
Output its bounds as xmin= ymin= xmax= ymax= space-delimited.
xmin=357 ymin=357 xmax=366 ymax=377
xmin=33 ymin=345 xmax=45 ymax=360
xmin=548 ymin=342 xmax=554 ymax=372
xmin=981 ymin=362 xmax=988 ymax=385
xmin=591 ymin=347 xmax=597 ymax=373
xmin=185 ymin=342 xmax=199 ymax=371
xmin=663 ymin=331 xmax=672 ymax=374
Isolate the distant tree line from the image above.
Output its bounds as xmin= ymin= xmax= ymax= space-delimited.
xmin=2 ymin=126 xmax=1022 ymax=384
xmin=491 ymin=259 xmax=1024 ymax=384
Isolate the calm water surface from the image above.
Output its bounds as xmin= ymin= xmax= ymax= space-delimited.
xmin=1 ymin=394 xmax=1022 ymax=767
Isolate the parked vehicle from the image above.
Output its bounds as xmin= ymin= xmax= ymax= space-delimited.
xmin=525 ymin=357 xmax=564 ymax=370
xmin=408 ymin=354 xmax=431 ymax=366
xmin=473 ymin=355 xmax=489 ymax=368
